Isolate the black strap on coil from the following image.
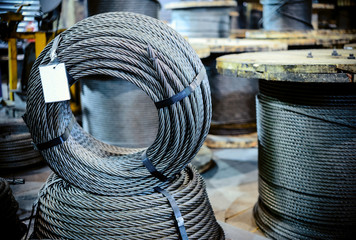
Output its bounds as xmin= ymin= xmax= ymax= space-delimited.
xmin=33 ymin=117 xmax=75 ymax=151
xmin=154 ymin=186 xmax=188 ymax=240
xmin=147 ymin=43 xmax=205 ymax=109
xmin=155 ymin=67 xmax=206 ymax=109
xmin=142 ymin=152 xmax=169 ymax=182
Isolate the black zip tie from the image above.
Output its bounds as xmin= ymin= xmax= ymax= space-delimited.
xmin=142 ymin=152 xmax=168 ymax=182
xmin=154 ymin=186 xmax=188 ymax=240
xmin=155 ymin=67 xmax=206 ymax=109
xmin=33 ymin=116 xmax=75 ymax=151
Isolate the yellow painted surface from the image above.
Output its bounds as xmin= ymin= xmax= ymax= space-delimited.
xmin=8 ymin=38 xmax=17 ymax=100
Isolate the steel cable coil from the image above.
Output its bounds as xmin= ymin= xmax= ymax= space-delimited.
xmin=0 ymin=178 xmax=27 ymax=240
xmin=0 ymin=119 xmax=43 ymax=169
xmin=254 ymin=80 xmax=356 ymax=239
xmin=24 ymin=12 xmax=211 ymax=196
xmin=32 ymin=165 xmax=224 ymax=240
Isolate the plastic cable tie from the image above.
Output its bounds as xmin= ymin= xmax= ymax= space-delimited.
xmin=142 ymin=152 xmax=168 ymax=182
xmin=34 ymin=116 xmax=75 ymax=151
xmin=154 ymin=186 xmax=188 ymax=240
xmin=155 ymin=66 xmax=206 ymax=109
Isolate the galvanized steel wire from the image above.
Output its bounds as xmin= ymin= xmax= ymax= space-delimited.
xmin=32 ymin=166 xmax=224 ymax=240
xmin=254 ymin=80 xmax=356 ymax=239
xmin=25 ymin=12 xmax=211 ymax=196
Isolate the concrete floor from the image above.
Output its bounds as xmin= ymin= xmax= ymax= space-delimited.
xmin=2 ymin=147 xmax=266 ymax=240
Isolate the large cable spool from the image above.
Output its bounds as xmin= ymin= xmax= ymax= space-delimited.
xmin=25 ymin=12 xmax=212 ymax=196
xmin=87 ymin=0 xmax=161 ymax=18
xmin=189 ymin=38 xmax=287 ymax=135
xmin=165 ymin=1 xmax=237 ymax=38
xmin=83 ymin=0 xmax=162 ymax=148
xmin=0 ymin=118 xmax=43 ymax=169
xmin=217 ymin=49 xmax=356 ymax=239
xmin=0 ymin=178 xmax=27 ymax=240
xmin=32 ymin=166 xmax=224 ymax=239
xmin=261 ymin=0 xmax=313 ymax=31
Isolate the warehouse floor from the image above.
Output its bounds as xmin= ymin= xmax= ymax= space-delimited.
xmin=3 ymin=146 xmax=266 ymax=240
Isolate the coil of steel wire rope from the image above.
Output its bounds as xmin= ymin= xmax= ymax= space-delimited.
xmin=32 ymin=165 xmax=224 ymax=240
xmin=254 ymin=80 xmax=356 ymax=240
xmin=0 ymin=118 xmax=44 ymax=169
xmin=0 ymin=178 xmax=27 ymax=240
xmin=24 ymin=12 xmax=211 ymax=196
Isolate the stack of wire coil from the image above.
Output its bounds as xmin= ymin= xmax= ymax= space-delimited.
xmin=34 ymin=166 xmax=223 ymax=239
xmin=0 ymin=118 xmax=43 ymax=169
xmin=0 ymin=178 xmax=27 ymax=240
xmin=25 ymin=12 xmax=223 ymax=239
xmin=254 ymin=80 xmax=356 ymax=239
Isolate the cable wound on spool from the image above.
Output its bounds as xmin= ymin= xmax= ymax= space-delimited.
xmin=0 ymin=119 xmax=44 ymax=169
xmin=32 ymin=166 xmax=224 ymax=240
xmin=87 ymin=0 xmax=161 ymax=18
xmin=254 ymin=80 xmax=356 ymax=240
xmin=261 ymin=0 xmax=313 ymax=31
xmin=25 ymin=12 xmax=211 ymax=196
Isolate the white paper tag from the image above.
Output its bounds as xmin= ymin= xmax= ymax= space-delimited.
xmin=39 ymin=63 xmax=70 ymax=103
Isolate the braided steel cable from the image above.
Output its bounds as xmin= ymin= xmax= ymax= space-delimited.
xmin=254 ymin=80 xmax=356 ymax=239
xmin=32 ymin=165 xmax=224 ymax=240
xmin=0 ymin=178 xmax=27 ymax=240
xmin=24 ymin=12 xmax=211 ymax=196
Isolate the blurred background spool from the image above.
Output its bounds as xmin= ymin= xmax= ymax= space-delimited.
xmin=0 ymin=118 xmax=43 ymax=170
xmin=216 ymin=49 xmax=356 ymax=239
xmin=87 ymin=0 xmax=161 ymax=18
xmin=165 ymin=1 xmax=237 ymax=38
xmin=261 ymin=0 xmax=313 ymax=31
xmin=188 ymin=38 xmax=287 ymax=140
